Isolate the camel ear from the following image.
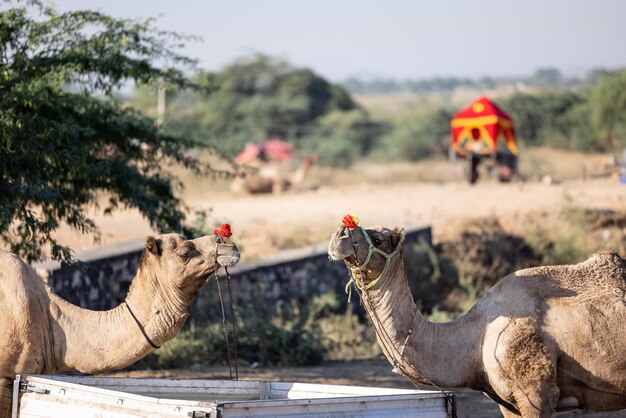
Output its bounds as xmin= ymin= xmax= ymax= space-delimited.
xmin=145 ymin=236 xmax=161 ymax=256
xmin=391 ymin=227 xmax=405 ymax=250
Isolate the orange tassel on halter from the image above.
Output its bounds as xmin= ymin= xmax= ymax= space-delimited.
xmin=342 ymin=214 xmax=359 ymax=229
xmin=214 ymin=224 xmax=232 ymax=237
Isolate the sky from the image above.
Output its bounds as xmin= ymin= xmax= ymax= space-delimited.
xmin=52 ymin=0 xmax=626 ymax=82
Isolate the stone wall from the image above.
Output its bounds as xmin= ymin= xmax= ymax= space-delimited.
xmin=33 ymin=225 xmax=432 ymax=318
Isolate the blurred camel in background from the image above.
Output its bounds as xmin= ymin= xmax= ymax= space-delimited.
xmin=230 ymin=153 xmax=318 ymax=195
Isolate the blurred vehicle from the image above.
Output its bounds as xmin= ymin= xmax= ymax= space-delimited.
xmin=451 ymin=96 xmax=519 ymax=184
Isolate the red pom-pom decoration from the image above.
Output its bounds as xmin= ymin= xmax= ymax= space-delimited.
xmin=214 ymin=224 xmax=232 ymax=238
xmin=342 ymin=214 xmax=359 ymax=229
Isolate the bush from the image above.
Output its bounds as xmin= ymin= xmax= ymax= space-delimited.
xmin=525 ymin=208 xmax=626 ymax=266
xmin=299 ymin=110 xmax=387 ymax=167
xmin=150 ymin=292 xmax=346 ymax=368
xmin=154 ymin=329 xmax=211 ymax=369
xmin=381 ymin=109 xmax=452 ymax=161
xmin=316 ymin=304 xmax=381 ymax=361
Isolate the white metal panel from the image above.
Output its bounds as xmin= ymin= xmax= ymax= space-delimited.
xmin=15 ymin=376 xmax=214 ymax=418
xmin=14 ymin=375 xmax=454 ymax=418
xmin=268 ymin=381 xmax=426 ymax=399
xmin=39 ymin=376 xmax=261 ymax=401
xmin=217 ymin=394 xmax=450 ymax=417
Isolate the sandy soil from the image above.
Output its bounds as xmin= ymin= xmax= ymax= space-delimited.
xmin=55 ymin=176 xmax=626 ymax=261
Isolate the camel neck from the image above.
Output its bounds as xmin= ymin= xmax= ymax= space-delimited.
xmin=49 ymin=266 xmax=190 ymax=374
xmin=289 ymin=160 xmax=312 ymax=186
xmin=358 ymin=253 xmax=481 ymax=388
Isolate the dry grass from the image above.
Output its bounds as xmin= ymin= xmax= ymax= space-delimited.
xmin=521 ymin=147 xmax=614 ymax=180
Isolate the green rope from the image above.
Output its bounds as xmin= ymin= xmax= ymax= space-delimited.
xmin=345 ymin=227 xmax=399 ymax=301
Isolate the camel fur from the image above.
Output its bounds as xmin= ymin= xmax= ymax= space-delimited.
xmin=328 ymin=224 xmax=626 ymax=418
xmin=0 ymin=233 xmax=239 ymax=417
xmin=230 ymin=154 xmax=318 ymax=195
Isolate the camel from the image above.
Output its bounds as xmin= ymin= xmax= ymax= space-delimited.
xmin=328 ymin=221 xmax=626 ymax=418
xmin=230 ymin=154 xmax=318 ymax=195
xmin=0 ymin=231 xmax=239 ymax=417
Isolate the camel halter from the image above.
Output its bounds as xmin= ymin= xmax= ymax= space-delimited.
xmin=344 ymin=226 xmax=400 ymax=301
xmin=213 ymin=224 xmax=239 ymax=381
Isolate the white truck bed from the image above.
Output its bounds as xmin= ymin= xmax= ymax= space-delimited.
xmin=12 ymin=374 xmax=456 ymax=417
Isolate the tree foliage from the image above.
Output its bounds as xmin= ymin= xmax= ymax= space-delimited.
xmin=300 ymin=110 xmax=388 ymax=167
xmin=137 ymin=54 xmax=367 ymax=161
xmin=501 ymin=71 xmax=626 ymax=152
xmin=590 ymin=70 xmax=626 ymax=146
xmin=381 ymin=109 xmax=452 ymax=161
xmin=341 ymin=67 xmax=604 ymax=94
xmin=502 ymin=92 xmax=586 ymax=148
xmin=0 ymin=1 xmax=213 ymax=263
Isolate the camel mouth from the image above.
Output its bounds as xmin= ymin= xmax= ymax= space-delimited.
xmin=328 ymin=227 xmax=354 ymax=261
xmin=216 ymin=254 xmax=240 ymax=268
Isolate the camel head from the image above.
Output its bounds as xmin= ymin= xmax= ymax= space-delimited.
xmin=328 ymin=217 xmax=404 ymax=287
xmin=139 ymin=228 xmax=240 ymax=297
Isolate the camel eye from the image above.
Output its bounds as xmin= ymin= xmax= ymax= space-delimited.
xmin=215 ymin=235 xmax=223 ymax=243
xmin=181 ymin=251 xmax=195 ymax=263
xmin=372 ymin=237 xmax=382 ymax=246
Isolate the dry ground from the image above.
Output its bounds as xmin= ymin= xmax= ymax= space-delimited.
xmin=55 ymin=166 xmax=626 ymax=261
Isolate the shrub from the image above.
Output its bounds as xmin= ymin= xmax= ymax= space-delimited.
xmin=300 ymin=110 xmax=388 ymax=167
xmin=381 ymin=109 xmax=452 ymax=161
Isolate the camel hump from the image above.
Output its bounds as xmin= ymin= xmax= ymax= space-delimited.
xmin=511 ymin=251 xmax=626 ymax=295
xmin=588 ymin=250 xmax=625 ymax=266
xmin=0 ymin=250 xmax=44 ymax=291
xmin=0 ymin=251 xmax=43 ymax=315
xmin=583 ymin=251 xmax=626 ymax=283
xmin=0 ymin=250 xmax=31 ymax=279
xmin=553 ymin=251 xmax=626 ymax=291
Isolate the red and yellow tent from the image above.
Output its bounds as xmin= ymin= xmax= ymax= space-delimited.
xmin=451 ymin=96 xmax=518 ymax=156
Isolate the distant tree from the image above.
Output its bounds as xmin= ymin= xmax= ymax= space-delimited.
xmin=382 ymin=109 xmax=452 ymax=161
xmin=502 ymin=92 xmax=585 ymax=148
xmin=528 ymin=68 xmax=564 ymax=88
xmin=590 ymin=70 xmax=626 ymax=148
xmin=278 ymin=68 xmax=354 ymax=118
xmin=340 ymin=68 xmax=609 ymax=95
xmin=584 ymin=68 xmax=610 ymax=87
xmin=301 ymin=110 xmax=388 ymax=167
xmin=500 ymin=94 xmax=545 ymax=146
xmin=148 ymin=54 xmax=360 ymax=158
xmin=0 ymin=1 xmax=214 ymax=263
xmin=534 ymin=92 xmax=586 ymax=148
xmin=559 ymin=102 xmax=599 ymax=151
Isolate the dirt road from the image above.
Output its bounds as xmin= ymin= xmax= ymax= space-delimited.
xmin=56 ymin=177 xmax=626 ymax=260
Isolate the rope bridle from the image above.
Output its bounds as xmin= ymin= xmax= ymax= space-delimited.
xmin=344 ymin=225 xmax=456 ymax=416
xmin=213 ymin=235 xmax=239 ymax=380
xmin=344 ymin=226 xmax=400 ymax=301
